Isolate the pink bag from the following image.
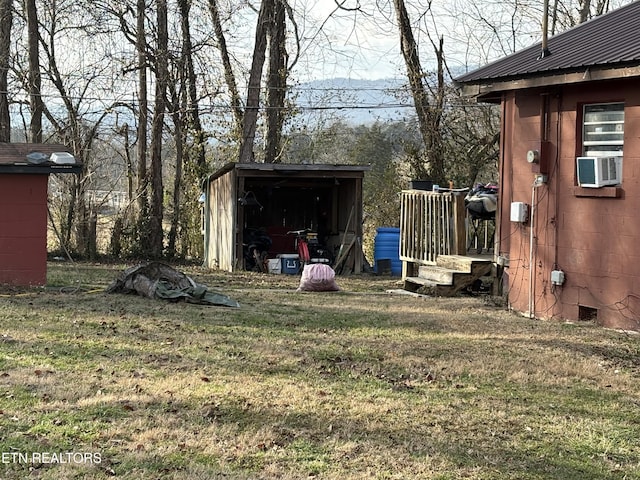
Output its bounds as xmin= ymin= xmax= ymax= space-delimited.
xmin=297 ymin=263 xmax=340 ymax=292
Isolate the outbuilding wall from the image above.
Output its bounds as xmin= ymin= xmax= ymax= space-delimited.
xmin=204 ymin=169 xmax=237 ymax=272
xmin=0 ymin=174 xmax=49 ymax=285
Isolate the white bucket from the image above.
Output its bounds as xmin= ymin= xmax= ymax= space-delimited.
xmin=267 ymin=258 xmax=281 ymax=274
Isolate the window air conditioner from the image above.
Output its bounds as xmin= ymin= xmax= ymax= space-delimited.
xmin=576 ymin=156 xmax=621 ymax=188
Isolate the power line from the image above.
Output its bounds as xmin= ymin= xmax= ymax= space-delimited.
xmin=6 ymin=91 xmax=486 ymax=113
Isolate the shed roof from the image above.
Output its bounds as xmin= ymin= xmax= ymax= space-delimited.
xmin=0 ymin=143 xmax=81 ymax=174
xmin=207 ymin=162 xmax=370 ymax=182
xmin=455 ymin=1 xmax=640 ymax=93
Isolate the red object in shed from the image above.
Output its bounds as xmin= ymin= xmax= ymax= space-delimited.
xmin=0 ymin=144 xmax=81 ymax=286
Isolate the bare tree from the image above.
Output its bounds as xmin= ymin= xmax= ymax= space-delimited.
xmin=238 ymin=0 xmax=272 ymax=164
xmin=208 ymin=0 xmax=243 ymax=135
xmin=148 ymin=0 xmax=169 ymax=257
xmin=21 ymin=0 xmax=118 ymax=257
xmin=100 ymin=0 xmax=154 ymax=256
xmin=167 ymin=78 xmax=184 ymax=258
xmin=136 ymin=0 xmax=149 ymax=222
xmin=265 ymin=0 xmax=287 ymax=163
xmin=168 ymin=0 xmax=209 ymax=258
xmin=179 ymin=0 xmax=209 ymax=258
xmin=392 ymin=0 xmax=446 ymax=183
xmin=0 ymin=0 xmax=11 ymax=142
xmin=179 ymin=0 xmax=206 ymax=170
xmin=25 ymin=0 xmax=43 ymax=142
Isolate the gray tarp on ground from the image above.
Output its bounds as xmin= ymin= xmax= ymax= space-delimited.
xmin=106 ymin=262 xmax=240 ymax=307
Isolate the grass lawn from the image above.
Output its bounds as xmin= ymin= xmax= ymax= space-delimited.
xmin=0 ymin=261 xmax=639 ymax=479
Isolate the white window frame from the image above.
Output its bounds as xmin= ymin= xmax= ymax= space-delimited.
xmin=582 ymin=102 xmax=624 ymax=157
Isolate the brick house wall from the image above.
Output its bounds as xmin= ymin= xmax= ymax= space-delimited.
xmin=498 ymin=78 xmax=640 ymax=330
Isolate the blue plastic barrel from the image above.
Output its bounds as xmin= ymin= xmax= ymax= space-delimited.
xmin=374 ymin=227 xmax=401 ymax=276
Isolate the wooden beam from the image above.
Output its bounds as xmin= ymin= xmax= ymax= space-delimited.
xmin=460 ymin=65 xmax=640 ymax=99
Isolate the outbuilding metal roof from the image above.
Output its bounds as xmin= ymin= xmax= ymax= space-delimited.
xmin=455 ymin=0 xmax=640 ymax=84
xmin=206 ymin=162 xmax=370 ymax=182
xmin=0 ymin=143 xmax=81 ymax=174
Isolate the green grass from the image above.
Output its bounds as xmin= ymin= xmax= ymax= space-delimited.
xmin=0 ymin=262 xmax=638 ymax=479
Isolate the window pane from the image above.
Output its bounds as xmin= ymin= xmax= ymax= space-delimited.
xmin=584 ymin=146 xmax=623 ymax=157
xmin=583 ymin=103 xmax=624 ymax=155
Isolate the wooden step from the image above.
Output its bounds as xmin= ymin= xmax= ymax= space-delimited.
xmin=404 ymin=255 xmax=494 ymax=297
xmin=417 ymin=265 xmax=459 ymax=285
xmin=403 ymin=277 xmax=456 ymax=296
xmin=436 ymin=254 xmax=492 ymax=275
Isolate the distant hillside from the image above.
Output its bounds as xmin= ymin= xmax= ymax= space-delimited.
xmin=291 ymin=78 xmax=415 ymax=125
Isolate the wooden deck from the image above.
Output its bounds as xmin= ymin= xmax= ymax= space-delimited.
xmin=399 ymin=190 xmax=466 ymax=264
xmin=399 ymin=190 xmax=496 ymax=296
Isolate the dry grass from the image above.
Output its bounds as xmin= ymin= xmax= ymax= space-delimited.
xmin=0 ymin=261 xmax=639 ymax=479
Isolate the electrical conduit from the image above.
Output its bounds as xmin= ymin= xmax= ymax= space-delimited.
xmin=529 ymin=179 xmax=541 ymax=319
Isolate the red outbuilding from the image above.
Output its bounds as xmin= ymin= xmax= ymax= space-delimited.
xmin=0 ymin=143 xmax=81 ymax=286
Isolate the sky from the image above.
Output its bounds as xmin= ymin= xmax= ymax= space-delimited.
xmin=27 ymin=0 xmax=636 ymax=131
xmin=293 ymin=0 xmax=635 ymax=82
xmin=294 ymin=1 xmax=407 ymax=81
xmin=294 ymin=0 xmax=538 ymax=82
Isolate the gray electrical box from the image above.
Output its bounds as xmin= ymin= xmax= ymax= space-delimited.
xmin=551 ymin=270 xmax=565 ymax=286
xmin=510 ymin=202 xmax=528 ymax=223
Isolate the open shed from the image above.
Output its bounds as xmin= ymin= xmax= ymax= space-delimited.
xmin=202 ymin=162 xmax=369 ymax=273
xmin=0 ymin=143 xmax=81 ymax=286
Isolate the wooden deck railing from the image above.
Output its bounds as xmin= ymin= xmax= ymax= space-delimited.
xmin=399 ymin=190 xmax=467 ymax=265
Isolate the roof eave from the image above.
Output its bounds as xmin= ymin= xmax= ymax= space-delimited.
xmin=206 ymin=162 xmax=371 ymax=183
xmin=459 ymin=64 xmax=640 ymax=101
xmin=0 ymin=164 xmax=83 ymax=175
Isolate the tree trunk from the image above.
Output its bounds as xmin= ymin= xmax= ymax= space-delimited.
xmin=430 ymin=36 xmax=446 ymax=183
xmin=0 ymin=0 xmax=11 ymax=142
xmin=149 ymin=0 xmax=168 ymax=257
xmin=179 ymin=0 xmax=206 ymax=169
xmin=167 ymin=93 xmax=183 ymax=258
xmin=208 ymin=0 xmax=243 ymax=136
xmin=578 ymin=0 xmax=591 ymax=23
xmin=136 ymin=0 xmax=149 ymax=218
xmin=176 ymin=0 xmax=207 ymax=258
xmin=26 ymin=0 xmax=43 ymax=143
xmin=167 ymin=0 xmax=190 ymax=258
xmin=392 ymin=0 xmax=446 ymax=184
xmin=121 ymin=124 xmax=135 ymax=203
xmin=238 ymin=0 xmax=273 ymax=163
xmin=265 ymin=0 xmax=287 ymax=164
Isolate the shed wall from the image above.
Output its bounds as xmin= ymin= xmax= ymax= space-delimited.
xmin=0 ymin=174 xmax=49 ymax=285
xmin=204 ymin=170 xmax=236 ymax=271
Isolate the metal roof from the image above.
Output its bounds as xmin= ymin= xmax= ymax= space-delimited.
xmin=0 ymin=143 xmax=81 ymax=174
xmin=207 ymin=162 xmax=370 ymax=182
xmin=455 ymin=1 xmax=640 ymax=84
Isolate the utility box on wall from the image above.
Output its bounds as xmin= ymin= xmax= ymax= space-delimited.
xmin=510 ymin=202 xmax=528 ymax=223
xmin=527 ymin=141 xmax=552 ymax=174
